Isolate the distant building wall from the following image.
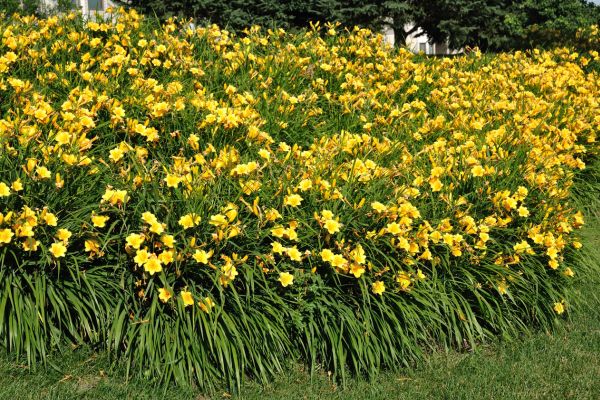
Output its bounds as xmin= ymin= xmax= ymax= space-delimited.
xmin=41 ymin=0 xmax=115 ymax=14
xmin=382 ymin=20 xmax=395 ymax=46
xmin=383 ymin=21 xmax=461 ymax=55
xmin=404 ymin=23 xmax=461 ymax=55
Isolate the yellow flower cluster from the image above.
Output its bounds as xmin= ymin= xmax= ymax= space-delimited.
xmin=0 ymin=9 xmax=597 ymax=315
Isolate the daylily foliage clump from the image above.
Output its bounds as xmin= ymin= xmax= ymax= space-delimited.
xmin=0 ymin=8 xmax=599 ymax=390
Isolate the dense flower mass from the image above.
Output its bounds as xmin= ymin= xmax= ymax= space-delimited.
xmin=0 ymin=8 xmax=598 ymax=389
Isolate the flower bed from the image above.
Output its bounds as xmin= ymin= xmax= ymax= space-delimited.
xmin=0 ymin=8 xmax=598 ymax=390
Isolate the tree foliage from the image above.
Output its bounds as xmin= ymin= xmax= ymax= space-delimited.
xmin=0 ymin=0 xmax=600 ymax=51
xmin=112 ymin=0 xmax=600 ymax=51
xmin=2 ymin=0 xmax=599 ymax=50
xmin=413 ymin=0 xmax=600 ymax=50
xmin=0 ymin=0 xmax=43 ymax=16
xmin=0 ymin=0 xmax=77 ymax=16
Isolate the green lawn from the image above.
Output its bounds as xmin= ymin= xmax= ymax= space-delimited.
xmin=2 ymin=215 xmax=599 ymax=400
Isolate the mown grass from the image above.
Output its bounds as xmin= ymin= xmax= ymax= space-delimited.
xmin=1 ymin=212 xmax=598 ymax=400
